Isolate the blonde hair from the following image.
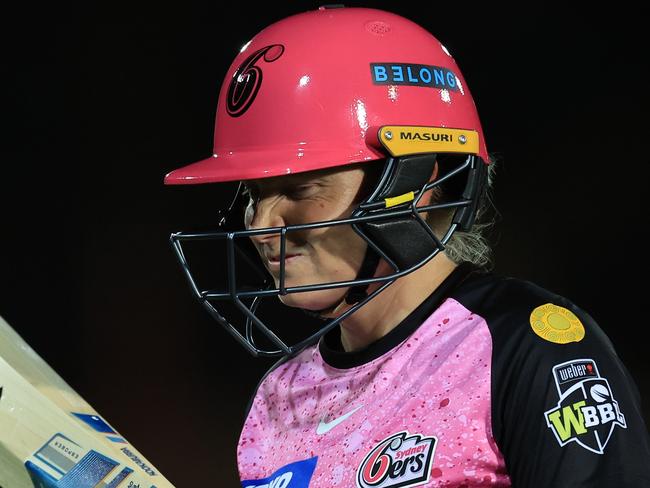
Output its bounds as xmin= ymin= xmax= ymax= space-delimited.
xmin=424 ymin=153 xmax=501 ymax=271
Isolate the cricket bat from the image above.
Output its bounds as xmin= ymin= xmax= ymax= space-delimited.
xmin=0 ymin=314 xmax=175 ymax=487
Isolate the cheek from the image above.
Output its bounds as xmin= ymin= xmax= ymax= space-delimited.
xmin=310 ymin=225 xmax=368 ymax=277
xmin=279 ymin=201 xmax=336 ymax=246
xmin=290 ymin=200 xmax=328 ymax=225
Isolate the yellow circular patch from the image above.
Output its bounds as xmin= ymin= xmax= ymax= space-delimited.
xmin=529 ymin=303 xmax=585 ymax=344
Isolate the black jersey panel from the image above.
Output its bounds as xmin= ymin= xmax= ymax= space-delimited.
xmin=451 ymin=273 xmax=650 ymax=487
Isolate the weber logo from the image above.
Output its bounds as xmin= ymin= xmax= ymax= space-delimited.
xmin=554 ymin=360 xmax=598 ymax=387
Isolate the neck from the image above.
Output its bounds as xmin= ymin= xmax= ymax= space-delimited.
xmin=330 ymin=252 xmax=458 ymax=353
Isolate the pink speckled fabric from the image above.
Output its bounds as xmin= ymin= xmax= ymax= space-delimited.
xmin=238 ymin=297 xmax=511 ymax=487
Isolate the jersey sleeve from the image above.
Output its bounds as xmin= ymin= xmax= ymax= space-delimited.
xmin=488 ymin=278 xmax=650 ymax=487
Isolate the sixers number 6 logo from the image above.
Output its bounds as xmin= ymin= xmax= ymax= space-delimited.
xmin=226 ymin=44 xmax=285 ymax=117
xmin=357 ymin=431 xmax=437 ymax=488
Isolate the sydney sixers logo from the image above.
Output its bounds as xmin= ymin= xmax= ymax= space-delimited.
xmin=226 ymin=44 xmax=285 ymax=117
xmin=357 ymin=431 xmax=437 ymax=488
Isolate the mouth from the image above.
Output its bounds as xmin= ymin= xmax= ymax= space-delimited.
xmin=265 ymin=253 xmax=303 ymax=270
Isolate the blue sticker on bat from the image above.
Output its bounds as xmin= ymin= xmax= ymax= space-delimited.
xmin=107 ymin=435 xmax=128 ymax=443
xmin=26 ymin=434 xmax=119 ymax=487
xmin=71 ymin=412 xmax=117 ymax=434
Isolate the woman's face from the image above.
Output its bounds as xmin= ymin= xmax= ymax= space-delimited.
xmin=243 ymin=164 xmax=375 ymax=311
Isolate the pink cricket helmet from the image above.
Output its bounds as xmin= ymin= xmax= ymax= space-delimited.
xmin=164 ymin=6 xmax=489 ymax=185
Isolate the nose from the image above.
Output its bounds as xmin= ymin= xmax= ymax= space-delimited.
xmin=245 ymin=194 xmax=286 ymax=246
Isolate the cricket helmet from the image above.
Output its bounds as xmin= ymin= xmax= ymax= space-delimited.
xmin=164 ymin=6 xmax=490 ymax=357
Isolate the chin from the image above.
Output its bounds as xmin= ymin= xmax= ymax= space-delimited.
xmin=277 ymin=287 xmax=348 ymax=312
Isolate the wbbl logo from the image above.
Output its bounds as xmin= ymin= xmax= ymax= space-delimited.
xmin=544 ymin=359 xmax=627 ymax=454
xmin=357 ymin=431 xmax=437 ymax=488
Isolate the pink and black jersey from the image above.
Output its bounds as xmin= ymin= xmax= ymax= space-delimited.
xmin=237 ymin=262 xmax=650 ymax=487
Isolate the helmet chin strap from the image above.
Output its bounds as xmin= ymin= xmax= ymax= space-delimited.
xmin=341 ymin=154 xmax=440 ymax=306
xmin=343 ymin=245 xmax=382 ymax=304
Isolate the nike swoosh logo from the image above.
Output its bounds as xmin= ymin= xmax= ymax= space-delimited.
xmin=316 ymin=405 xmax=363 ymax=435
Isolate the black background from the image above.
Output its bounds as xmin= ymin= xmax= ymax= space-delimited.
xmin=2 ymin=2 xmax=648 ymax=486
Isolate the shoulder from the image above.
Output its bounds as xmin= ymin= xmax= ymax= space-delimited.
xmin=241 ymin=344 xmax=317 ymax=421
xmin=449 ymin=268 xmax=650 ymax=487
xmin=450 ymin=268 xmax=616 ymax=359
xmin=449 ymin=268 xmax=630 ymax=410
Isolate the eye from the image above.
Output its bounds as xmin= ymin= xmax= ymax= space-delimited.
xmin=287 ymin=184 xmax=316 ymax=199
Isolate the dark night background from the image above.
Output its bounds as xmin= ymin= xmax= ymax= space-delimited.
xmin=2 ymin=2 xmax=648 ymax=486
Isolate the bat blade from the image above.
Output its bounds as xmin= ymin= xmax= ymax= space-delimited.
xmin=0 ymin=315 xmax=175 ymax=488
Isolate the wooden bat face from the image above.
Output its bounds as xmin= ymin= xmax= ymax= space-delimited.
xmin=0 ymin=315 xmax=175 ymax=487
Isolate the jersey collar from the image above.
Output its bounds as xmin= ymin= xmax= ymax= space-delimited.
xmin=318 ymin=261 xmax=483 ymax=369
